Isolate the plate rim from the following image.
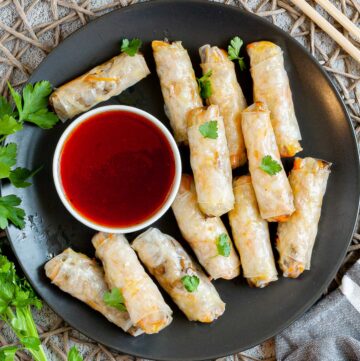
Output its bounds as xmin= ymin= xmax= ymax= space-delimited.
xmin=3 ymin=0 xmax=360 ymax=360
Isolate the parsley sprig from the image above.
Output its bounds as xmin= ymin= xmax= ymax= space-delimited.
xmin=121 ymin=38 xmax=142 ymax=56
xmin=0 ymin=252 xmax=47 ymax=361
xmin=260 ymin=155 xmax=282 ymax=175
xmin=197 ymin=70 xmax=212 ymax=99
xmin=8 ymin=82 xmax=59 ymax=129
xmin=199 ymin=120 xmax=218 ymax=139
xmin=0 ymin=81 xmax=59 ymax=230
xmin=228 ymin=36 xmax=246 ymax=71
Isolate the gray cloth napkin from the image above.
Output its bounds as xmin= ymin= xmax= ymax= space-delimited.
xmin=276 ymin=259 xmax=360 ymax=361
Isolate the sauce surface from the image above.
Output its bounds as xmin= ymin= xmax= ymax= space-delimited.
xmin=60 ymin=110 xmax=175 ymax=228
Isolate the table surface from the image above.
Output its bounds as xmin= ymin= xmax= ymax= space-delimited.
xmin=0 ymin=0 xmax=359 ymax=360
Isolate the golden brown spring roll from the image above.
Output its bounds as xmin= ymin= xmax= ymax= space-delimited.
xmin=247 ymin=41 xmax=302 ymax=157
xmin=199 ymin=45 xmax=247 ymax=168
xmin=50 ymin=53 xmax=150 ymax=121
xmin=92 ymin=233 xmax=172 ymax=334
xmin=152 ymin=40 xmax=203 ymax=143
xmin=132 ymin=228 xmax=225 ymax=322
xmin=44 ymin=248 xmax=141 ymax=336
xmin=277 ymin=157 xmax=331 ymax=278
xmin=229 ymin=176 xmax=278 ymax=288
xmin=241 ymin=102 xmax=295 ymax=222
xmin=188 ymin=105 xmax=234 ymax=216
xmin=172 ymin=174 xmax=240 ymax=280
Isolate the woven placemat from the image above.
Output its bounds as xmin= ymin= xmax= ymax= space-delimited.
xmin=0 ymin=0 xmax=359 ymax=360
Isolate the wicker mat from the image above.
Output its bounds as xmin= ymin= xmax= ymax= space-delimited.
xmin=0 ymin=0 xmax=359 ymax=360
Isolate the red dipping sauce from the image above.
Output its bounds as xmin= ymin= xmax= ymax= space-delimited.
xmin=59 ymin=110 xmax=176 ymax=228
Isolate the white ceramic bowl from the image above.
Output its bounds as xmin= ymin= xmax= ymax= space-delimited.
xmin=53 ymin=105 xmax=182 ymax=233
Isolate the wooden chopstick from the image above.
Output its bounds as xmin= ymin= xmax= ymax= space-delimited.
xmin=290 ymin=0 xmax=360 ymax=63
xmin=315 ymin=0 xmax=360 ymax=42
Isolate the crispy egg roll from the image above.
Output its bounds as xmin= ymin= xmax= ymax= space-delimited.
xmin=199 ymin=45 xmax=247 ymax=168
xmin=229 ymin=176 xmax=278 ymax=288
xmin=132 ymin=228 xmax=225 ymax=322
xmin=44 ymin=248 xmax=141 ymax=336
xmin=50 ymin=52 xmax=150 ymax=121
xmin=242 ymin=102 xmax=295 ymax=221
xmin=247 ymin=41 xmax=302 ymax=157
xmin=277 ymin=157 xmax=331 ymax=278
xmin=172 ymin=174 xmax=240 ymax=280
xmin=188 ymin=105 xmax=234 ymax=216
xmin=92 ymin=233 xmax=172 ymax=334
xmin=152 ymin=40 xmax=202 ymax=143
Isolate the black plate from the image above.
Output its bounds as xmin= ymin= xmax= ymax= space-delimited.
xmin=2 ymin=1 xmax=360 ymax=360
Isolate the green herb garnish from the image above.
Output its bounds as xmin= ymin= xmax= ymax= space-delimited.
xmin=103 ymin=288 xmax=127 ymax=312
xmin=0 ymin=252 xmax=47 ymax=361
xmin=216 ymin=233 xmax=231 ymax=257
xmin=0 ymin=115 xmax=22 ymax=139
xmin=0 ymin=345 xmax=18 ymax=361
xmin=260 ymin=155 xmax=282 ymax=175
xmin=0 ymin=143 xmax=17 ymax=179
xmin=197 ymin=70 xmax=212 ymax=99
xmin=121 ymin=38 xmax=142 ymax=56
xmin=181 ymin=275 xmax=200 ymax=292
xmin=9 ymin=166 xmax=43 ymax=188
xmin=67 ymin=346 xmax=83 ymax=361
xmin=0 ymin=195 xmax=25 ymax=229
xmin=8 ymin=81 xmax=59 ymax=129
xmin=0 ymin=96 xmax=15 ymax=118
xmin=228 ymin=36 xmax=246 ymax=71
xmin=0 ymin=81 xmax=59 ymax=230
xmin=199 ymin=120 xmax=218 ymax=139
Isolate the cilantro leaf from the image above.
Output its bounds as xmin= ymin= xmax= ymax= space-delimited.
xmin=199 ymin=120 xmax=218 ymax=139
xmin=121 ymin=38 xmax=142 ymax=56
xmin=216 ymin=233 xmax=231 ymax=257
xmin=260 ymin=155 xmax=282 ymax=175
xmin=0 ymin=195 xmax=25 ymax=229
xmin=0 ymin=143 xmax=17 ymax=179
xmin=9 ymin=166 xmax=42 ymax=188
xmin=0 ymin=115 xmax=22 ymax=137
xmin=0 ymin=96 xmax=15 ymax=118
xmin=197 ymin=70 xmax=212 ymax=99
xmin=0 ymin=346 xmax=18 ymax=361
xmin=7 ymin=81 xmax=59 ymax=129
xmin=103 ymin=288 xmax=127 ymax=312
xmin=181 ymin=275 xmax=200 ymax=292
xmin=228 ymin=36 xmax=246 ymax=71
xmin=68 ymin=346 xmax=83 ymax=361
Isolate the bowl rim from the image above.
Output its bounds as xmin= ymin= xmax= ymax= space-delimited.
xmin=52 ymin=104 xmax=182 ymax=233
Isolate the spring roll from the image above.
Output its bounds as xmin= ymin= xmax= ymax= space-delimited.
xmin=172 ymin=174 xmax=240 ymax=280
xmin=277 ymin=157 xmax=331 ymax=278
xmin=247 ymin=41 xmax=302 ymax=157
xmin=44 ymin=248 xmax=141 ymax=336
xmin=229 ymin=176 xmax=278 ymax=288
xmin=152 ymin=40 xmax=202 ymax=143
xmin=50 ymin=52 xmax=150 ymax=121
xmin=199 ymin=45 xmax=247 ymax=168
xmin=133 ymin=228 xmax=225 ymax=322
xmin=242 ymin=102 xmax=295 ymax=222
xmin=92 ymin=233 xmax=172 ymax=334
xmin=188 ymin=105 xmax=234 ymax=216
